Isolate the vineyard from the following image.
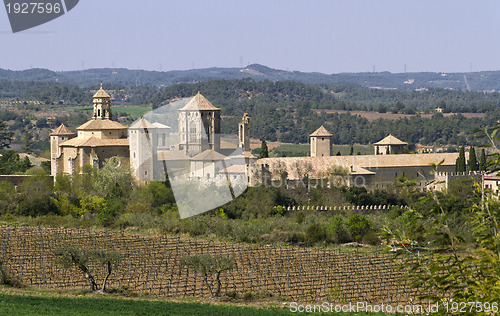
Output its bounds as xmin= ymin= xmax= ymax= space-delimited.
xmin=0 ymin=225 xmax=423 ymax=305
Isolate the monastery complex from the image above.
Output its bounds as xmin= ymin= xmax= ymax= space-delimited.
xmin=51 ymin=87 xmax=463 ymax=191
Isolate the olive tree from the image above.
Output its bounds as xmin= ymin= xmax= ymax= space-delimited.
xmin=53 ymin=245 xmax=121 ymax=293
xmin=180 ymin=254 xmax=234 ymax=297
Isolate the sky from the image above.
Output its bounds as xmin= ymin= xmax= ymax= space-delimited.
xmin=1 ymin=0 xmax=500 ymax=74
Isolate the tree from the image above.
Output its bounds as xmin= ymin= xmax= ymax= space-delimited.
xmin=181 ymin=254 xmax=234 ymax=297
xmin=388 ymin=126 xmax=500 ymax=307
xmin=455 ymin=146 xmax=466 ymax=173
xmin=479 ymin=148 xmax=487 ymax=171
xmin=259 ymin=140 xmax=269 ymax=158
xmin=468 ymin=147 xmax=478 ymax=171
xmin=346 ymin=215 xmax=372 ymax=242
xmin=0 ymin=121 xmax=12 ymax=150
xmin=22 ymin=130 xmax=33 ymax=154
xmin=53 ymin=245 xmax=121 ymax=293
xmin=349 ymin=145 xmax=354 ymax=155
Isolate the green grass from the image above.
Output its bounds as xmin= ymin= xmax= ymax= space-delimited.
xmin=59 ymin=106 xmax=93 ymax=111
xmin=113 ymin=106 xmax=152 ymax=119
xmin=0 ymin=292 xmax=388 ymax=315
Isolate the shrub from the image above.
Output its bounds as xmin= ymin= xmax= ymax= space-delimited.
xmin=346 ymin=215 xmax=372 ymax=242
xmin=271 ymin=205 xmax=286 ymax=216
xmin=0 ymin=260 xmax=21 ymax=287
xmin=361 ymin=231 xmax=381 ymax=245
xmin=305 ymin=222 xmax=328 ymax=245
xmin=327 ymin=215 xmax=351 ymax=243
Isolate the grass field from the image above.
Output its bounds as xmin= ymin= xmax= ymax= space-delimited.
xmin=113 ymin=106 xmax=152 ymax=119
xmin=0 ymin=291 xmax=387 ymax=316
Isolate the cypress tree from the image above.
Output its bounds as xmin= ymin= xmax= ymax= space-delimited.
xmin=468 ymin=147 xmax=478 ymax=171
xmin=259 ymin=140 xmax=269 ymax=158
xmin=479 ymin=148 xmax=487 ymax=171
xmin=350 ymin=145 xmax=354 ymax=155
xmin=455 ymin=146 xmax=466 ymax=173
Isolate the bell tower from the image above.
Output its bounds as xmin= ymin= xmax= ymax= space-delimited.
xmin=239 ymin=113 xmax=250 ymax=152
xmin=92 ymin=83 xmax=112 ymax=120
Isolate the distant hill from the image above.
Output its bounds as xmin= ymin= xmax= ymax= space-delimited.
xmin=2 ymin=64 xmax=500 ymax=91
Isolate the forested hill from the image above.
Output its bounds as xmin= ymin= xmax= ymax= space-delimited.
xmin=3 ymin=64 xmax=500 ymax=91
xmin=148 ymin=79 xmax=499 ymax=146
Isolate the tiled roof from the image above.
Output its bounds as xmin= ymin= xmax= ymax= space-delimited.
xmin=219 ymin=164 xmax=246 ymax=174
xmin=50 ymin=124 xmax=75 ymax=136
xmin=77 ymin=119 xmax=127 ymax=130
xmin=129 ymin=118 xmax=170 ymax=130
xmin=257 ymin=153 xmax=459 ymax=180
xmin=157 ymin=150 xmax=190 ymax=161
xmin=191 ymin=149 xmax=226 ymax=161
xmin=374 ymin=134 xmax=407 ymax=145
xmin=178 ymin=92 xmax=221 ymax=111
xmin=310 ymin=125 xmax=333 ymax=137
xmin=60 ymin=136 xmax=129 ymax=147
xmin=93 ymin=86 xmax=111 ymax=98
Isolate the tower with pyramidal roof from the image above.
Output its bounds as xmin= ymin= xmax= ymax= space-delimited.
xmin=310 ymin=125 xmax=333 ymax=157
xmin=50 ymin=85 xmax=129 ymax=176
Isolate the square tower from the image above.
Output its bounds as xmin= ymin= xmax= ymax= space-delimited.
xmin=178 ymin=92 xmax=221 ymax=156
xmin=310 ymin=125 xmax=333 ymax=157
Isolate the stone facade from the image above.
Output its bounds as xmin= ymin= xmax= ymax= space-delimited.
xmin=178 ymin=92 xmax=221 ymax=157
xmin=50 ymin=86 xmax=129 ymax=176
xmin=374 ymin=134 xmax=407 ymax=155
xmin=310 ymin=125 xmax=332 ymax=157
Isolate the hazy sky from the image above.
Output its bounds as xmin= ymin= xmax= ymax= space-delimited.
xmin=1 ymin=0 xmax=499 ymax=73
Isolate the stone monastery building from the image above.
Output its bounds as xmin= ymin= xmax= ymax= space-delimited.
xmin=51 ymin=86 xmax=460 ymax=191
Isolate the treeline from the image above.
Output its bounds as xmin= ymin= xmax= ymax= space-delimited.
xmin=320 ymin=84 xmax=500 ymax=113
xmin=6 ymin=65 xmax=500 ymax=91
xmin=147 ymin=78 xmax=497 ymax=145
xmin=0 ymin=80 xmax=91 ymax=104
xmin=0 ymin=80 xmax=157 ymax=106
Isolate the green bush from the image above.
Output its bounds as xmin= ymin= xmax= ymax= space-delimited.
xmin=346 ymin=214 xmax=372 ymax=242
xmin=305 ymin=222 xmax=328 ymax=245
xmin=327 ymin=215 xmax=351 ymax=243
xmin=361 ymin=231 xmax=381 ymax=245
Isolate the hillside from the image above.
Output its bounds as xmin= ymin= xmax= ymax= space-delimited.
xmin=0 ymin=78 xmax=498 ymax=150
xmin=3 ymin=64 xmax=500 ymax=91
xmin=147 ymin=79 xmax=498 ymax=146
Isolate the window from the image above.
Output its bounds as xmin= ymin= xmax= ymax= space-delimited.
xmin=162 ymin=133 xmax=166 ymax=146
xmin=189 ymin=127 xmax=196 ymax=142
xmin=133 ymin=152 xmax=136 ymax=158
